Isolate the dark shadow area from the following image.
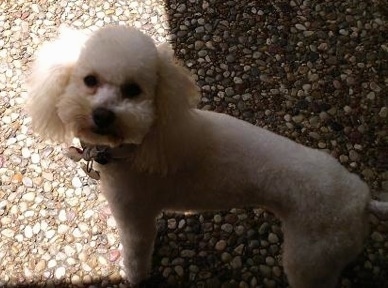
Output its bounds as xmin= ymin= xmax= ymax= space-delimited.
xmin=160 ymin=0 xmax=388 ymax=287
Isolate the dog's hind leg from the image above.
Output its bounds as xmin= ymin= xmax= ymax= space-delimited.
xmin=282 ymin=242 xmax=341 ymax=288
xmin=282 ymin=226 xmax=366 ymax=288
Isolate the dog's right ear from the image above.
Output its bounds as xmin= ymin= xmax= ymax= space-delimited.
xmin=154 ymin=43 xmax=200 ymax=125
xmin=26 ymin=27 xmax=89 ymax=142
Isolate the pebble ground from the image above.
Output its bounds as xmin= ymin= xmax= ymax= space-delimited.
xmin=0 ymin=0 xmax=387 ymax=287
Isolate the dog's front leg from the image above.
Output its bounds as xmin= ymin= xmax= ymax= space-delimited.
xmin=108 ymin=200 xmax=158 ymax=286
xmin=121 ymin=216 xmax=156 ymax=286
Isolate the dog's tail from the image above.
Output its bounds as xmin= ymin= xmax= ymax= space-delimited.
xmin=368 ymin=200 xmax=388 ymax=220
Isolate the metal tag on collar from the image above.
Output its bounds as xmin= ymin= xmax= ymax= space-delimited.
xmin=81 ymin=160 xmax=101 ymax=180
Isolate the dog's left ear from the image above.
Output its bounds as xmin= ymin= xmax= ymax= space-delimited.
xmin=155 ymin=44 xmax=200 ymax=124
xmin=26 ymin=27 xmax=89 ymax=142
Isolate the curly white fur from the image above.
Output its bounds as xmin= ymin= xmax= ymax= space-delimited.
xmin=27 ymin=26 xmax=388 ymax=287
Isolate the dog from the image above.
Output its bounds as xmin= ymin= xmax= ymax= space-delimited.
xmin=26 ymin=25 xmax=388 ymax=287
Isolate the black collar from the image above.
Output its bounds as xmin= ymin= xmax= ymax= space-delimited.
xmin=80 ymin=142 xmax=112 ymax=165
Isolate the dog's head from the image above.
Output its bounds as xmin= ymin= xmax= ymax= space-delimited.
xmin=27 ymin=26 xmax=199 ymax=147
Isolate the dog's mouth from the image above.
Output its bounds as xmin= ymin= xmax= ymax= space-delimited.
xmin=75 ymin=126 xmax=124 ymax=147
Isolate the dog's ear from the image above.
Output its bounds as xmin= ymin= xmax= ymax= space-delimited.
xmin=26 ymin=27 xmax=89 ymax=142
xmin=155 ymin=43 xmax=200 ymax=124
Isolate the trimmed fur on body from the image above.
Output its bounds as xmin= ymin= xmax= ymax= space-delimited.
xmin=27 ymin=26 xmax=388 ymax=287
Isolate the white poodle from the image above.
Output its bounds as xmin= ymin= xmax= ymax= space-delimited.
xmin=27 ymin=26 xmax=388 ymax=287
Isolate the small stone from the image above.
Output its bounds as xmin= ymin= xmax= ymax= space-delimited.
xmin=213 ymin=214 xmax=222 ymax=223
xmin=343 ymin=105 xmax=352 ymax=114
xmin=43 ymin=182 xmax=52 ymax=192
xmin=302 ymin=83 xmax=311 ymax=91
xmin=107 ymin=216 xmax=117 ymax=228
xmin=22 ymin=192 xmax=35 ymax=202
xmin=221 ymin=223 xmax=233 ymax=233
xmin=339 ymin=155 xmax=349 ymax=163
xmin=234 ymin=244 xmax=245 ymax=255
xmin=382 ymin=181 xmax=388 ymax=192
xmin=215 ymin=240 xmax=227 ymax=251
xmin=317 ymin=142 xmax=326 ymax=148
xmin=71 ymin=176 xmax=82 ymax=188
xmin=371 ymin=231 xmax=384 ymax=242
xmin=174 ymin=265 xmax=184 ymax=277
xmin=108 ymin=249 xmax=121 ymax=262
xmin=295 ymin=23 xmax=306 ymax=30
xmin=32 ymin=222 xmax=41 ymax=234
xmin=42 ymin=172 xmax=54 ymax=181
xmin=226 ymin=54 xmax=235 ymax=62
xmin=98 ymin=255 xmax=108 ymax=266
xmin=303 ymin=31 xmax=314 ymax=37
xmin=266 ymin=256 xmax=275 ymax=266
xmin=45 ymin=230 xmax=56 ymax=239
xmin=339 ymin=29 xmax=348 ymax=36
xmin=73 ymin=228 xmax=83 ymax=238
xmin=259 ymin=222 xmax=270 ymax=235
xmin=284 ymin=114 xmax=291 ymax=122
xmin=58 ymin=224 xmax=69 ymax=234
xmin=198 ymin=49 xmax=207 ymax=57
xmin=234 ymin=225 xmax=245 ymax=235
xmin=63 ymin=245 xmax=76 ymax=257
xmin=168 ymin=218 xmax=177 ymax=229
xmin=370 ymin=82 xmax=382 ymax=92
xmin=309 ymin=132 xmax=321 ymax=139
xmin=71 ymin=275 xmax=81 ymax=285
xmin=58 ymin=210 xmax=67 ymax=222
xmin=253 ymin=51 xmax=261 ymax=59
xmin=83 ymin=275 xmax=93 ymax=284
xmin=194 ymin=40 xmax=204 ymax=50
xmin=55 ymin=267 xmax=66 ymax=279
xmin=268 ymin=233 xmax=279 ymax=243
xmin=231 ymin=256 xmax=242 ymax=269
xmin=378 ymin=107 xmax=387 ymax=118
xmin=292 ymin=115 xmax=304 ymax=123
xmin=349 ymin=150 xmax=360 ymax=161
xmin=84 ymin=209 xmax=94 ymax=219
xmin=21 ymin=147 xmax=31 ymax=158
xmin=233 ymin=77 xmax=243 ymax=84
xmin=35 ymin=259 xmax=46 ymax=272
xmin=361 ymin=168 xmax=374 ymax=179
xmin=221 ymin=252 xmax=232 ymax=262
xmin=24 ymin=225 xmax=33 ymax=238
xmin=1 ymin=228 xmax=15 ymax=238
xmin=367 ymin=91 xmax=375 ymax=100
xmin=22 ymin=177 xmax=33 ymax=188
xmin=31 ymin=153 xmax=40 ymax=164
xmin=327 ymin=56 xmax=337 ymax=65
xmin=47 ymin=259 xmax=57 ymax=269
xmin=242 ymin=93 xmax=252 ymax=101
xmin=259 ymin=265 xmax=272 ymax=277
xmin=176 ymin=3 xmax=186 ymax=12
xmin=181 ymin=249 xmax=196 ymax=257
xmin=333 ymin=80 xmax=342 ymax=89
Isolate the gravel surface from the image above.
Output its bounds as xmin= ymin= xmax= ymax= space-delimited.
xmin=0 ymin=0 xmax=387 ymax=287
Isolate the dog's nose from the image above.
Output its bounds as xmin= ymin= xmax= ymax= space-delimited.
xmin=92 ymin=107 xmax=115 ymax=129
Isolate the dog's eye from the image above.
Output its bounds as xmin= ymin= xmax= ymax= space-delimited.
xmin=84 ymin=75 xmax=98 ymax=87
xmin=121 ymin=83 xmax=142 ymax=99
